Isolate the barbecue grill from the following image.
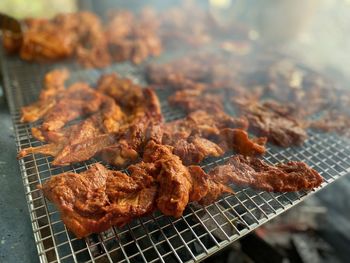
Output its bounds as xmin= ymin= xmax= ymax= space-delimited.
xmin=1 ymin=1 xmax=350 ymax=263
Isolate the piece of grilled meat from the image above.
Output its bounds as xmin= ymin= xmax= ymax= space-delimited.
xmin=234 ymin=99 xmax=307 ymax=147
xmin=162 ymin=110 xmax=265 ymax=164
xmin=20 ymin=69 xmax=69 ymax=123
xmin=210 ymin=155 xmax=323 ymax=192
xmin=39 ymin=163 xmax=157 ymax=238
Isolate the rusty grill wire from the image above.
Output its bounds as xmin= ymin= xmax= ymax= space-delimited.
xmin=1 ymin=47 xmax=350 ymax=263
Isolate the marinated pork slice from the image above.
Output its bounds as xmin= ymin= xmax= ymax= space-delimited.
xmin=234 ymin=99 xmax=307 ymax=147
xmin=188 ymin=166 xmax=233 ymax=205
xmin=161 ymin=110 xmax=262 ymax=164
xmin=309 ymin=110 xmax=350 ymax=136
xmin=143 ymin=141 xmax=192 ymax=218
xmin=21 ymin=69 xmax=69 ymax=123
xmin=172 ymin=136 xmax=224 ymax=165
xmin=210 ymin=155 xmax=323 ymax=192
xmin=168 ymin=89 xmax=224 ymax=113
xmin=39 ymin=163 xmax=157 ymax=238
xmin=219 ymin=128 xmax=266 ymax=156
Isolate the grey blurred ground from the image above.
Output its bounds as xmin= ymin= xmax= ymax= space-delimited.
xmin=0 ymin=90 xmax=38 ymax=263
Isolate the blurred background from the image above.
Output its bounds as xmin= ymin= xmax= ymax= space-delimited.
xmin=2 ymin=0 xmax=350 ymax=77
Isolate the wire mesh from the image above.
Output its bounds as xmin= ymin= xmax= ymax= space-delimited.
xmin=1 ymin=47 xmax=350 ymax=263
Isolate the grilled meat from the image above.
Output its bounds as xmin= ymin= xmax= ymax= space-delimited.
xmin=143 ymin=141 xmax=234 ymax=216
xmin=21 ymin=69 xmax=69 ymax=123
xmin=234 ymin=99 xmax=307 ymax=147
xmin=18 ymin=114 xmax=117 ymax=163
xmin=106 ymin=9 xmax=162 ymax=64
xmin=39 ymin=141 xmax=237 ymax=238
xmin=188 ymin=166 xmax=233 ymax=205
xmin=143 ymin=141 xmax=192 ymax=218
xmin=4 ymin=10 xmax=162 ymax=67
xmin=39 ymin=163 xmax=157 ymax=238
xmin=172 ymin=136 xmax=224 ymax=165
xmin=168 ymin=89 xmax=224 ymax=113
xmin=18 ymin=72 xmax=162 ymax=167
xmin=309 ymin=110 xmax=350 ymax=136
xmin=98 ymin=87 xmax=163 ymax=167
xmin=40 ymin=82 xmax=105 ymax=131
xmin=17 ymin=12 xmax=110 ymax=67
xmin=219 ymin=128 xmax=266 ymax=156
xmin=210 ymin=155 xmax=323 ymax=192
xmin=161 ymin=110 xmax=264 ymax=164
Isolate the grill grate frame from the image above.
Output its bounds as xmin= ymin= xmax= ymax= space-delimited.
xmin=1 ymin=48 xmax=350 ymax=263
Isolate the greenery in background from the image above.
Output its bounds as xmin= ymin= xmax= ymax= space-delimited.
xmin=0 ymin=0 xmax=76 ymax=19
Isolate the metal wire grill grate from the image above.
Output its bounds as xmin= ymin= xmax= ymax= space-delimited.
xmin=2 ymin=48 xmax=350 ymax=263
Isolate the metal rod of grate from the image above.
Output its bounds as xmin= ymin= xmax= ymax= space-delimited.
xmin=1 ymin=49 xmax=350 ymax=263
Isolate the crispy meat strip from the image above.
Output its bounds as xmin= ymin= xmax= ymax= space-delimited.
xmin=19 ymin=78 xmax=161 ymax=168
xmin=172 ymin=136 xmax=224 ymax=165
xmin=22 ymin=71 xmax=115 ymax=140
xmin=57 ymin=88 xmax=160 ymax=167
xmin=162 ymin=109 xmax=248 ymax=142
xmin=73 ymin=12 xmax=111 ymax=68
xmin=234 ymin=99 xmax=307 ymax=147
xmin=19 ymin=18 xmax=76 ymax=61
xmin=18 ymin=114 xmax=116 ymax=161
xmin=145 ymin=52 xmax=242 ymax=91
xmin=210 ymin=155 xmax=323 ymax=192
xmin=146 ymin=63 xmax=208 ymax=91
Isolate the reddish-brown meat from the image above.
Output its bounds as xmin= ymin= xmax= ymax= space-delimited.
xmin=39 ymin=142 xmax=236 ymax=238
xmin=143 ymin=141 xmax=234 ymax=215
xmin=143 ymin=141 xmax=192 ymax=217
xmin=219 ymin=128 xmax=266 ymax=156
xmin=18 ymin=114 xmax=117 ymax=163
xmin=161 ymin=110 xmax=255 ymax=164
xmin=210 ymin=155 xmax=323 ymax=192
xmin=168 ymin=89 xmax=224 ymax=113
xmin=39 ymin=163 xmax=157 ymax=238
xmin=188 ymin=166 xmax=233 ymax=205
xmin=18 ymin=89 xmax=126 ymax=164
xmin=162 ymin=110 xmax=248 ymax=144
xmin=98 ymin=87 xmax=163 ymax=167
xmin=4 ymin=10 xmax=162 ymax=67
xmin=19 ymin=72 xmax=162 ymax=168
xmin=21 ymin=69 xmax=69 ymax=123
xmin=309 ymin=110 xmax=350 ymax=136
xmin=96 ymin=73 xmax=144 ymax=111
xmin=40 ymin=82 xmax=105 ymax=131
xmin=172 ymin=136 xmax=224 ymax=165
xmin=234 ymin=99 xmax=307 ymax=147
xmin=106 ymin=9 xmax=162 ymax=64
